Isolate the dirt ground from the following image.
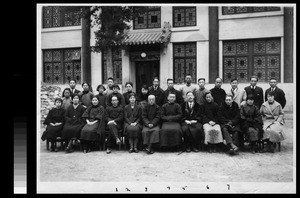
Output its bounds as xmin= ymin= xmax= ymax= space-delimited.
xmin=38 ymin=118 xmax=295 ymax=190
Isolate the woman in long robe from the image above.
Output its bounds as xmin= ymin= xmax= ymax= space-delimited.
xmin=42 ymin=98 xmax=65 ymax=152
xmin=260 ymin=92 xmax=286 ymax=152
xmin=61 ymin=94 xmax=86 ymax=153
xmin=95 ymin=84 xmax=107 ymax=109
xmin=124 ymin=93 xmax=143 ymax=153
xmin=201 ymin=92 xmax=223 ymax=153
xmin=160 ymin=92 xmax=183 ymax=149
xmin=80 ymin=95 xmax=105 ymax=153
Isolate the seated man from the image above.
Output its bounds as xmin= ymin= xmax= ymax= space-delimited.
xmin=218 ymin=94 xmax=242 ymax=155
xmin=181 ymin=91 xmax=204 ymax=152
xmin=160 ymin=92 xmax=183 ymax=150
xmin=141 ymin=95 xmax=161 ymax=154
xmin=105 ymin=95 xmax=124 ymax=154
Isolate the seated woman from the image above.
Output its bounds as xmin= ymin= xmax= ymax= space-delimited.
xmin=61 ymin=88 xmax=72 ymax=111
xmin=137 ymin=85 xmax=149 ymax=108
xmin=80 ymin=95 xmax=105 ymax=153
xmin=218 ymin=94 xmax=241 ymax=155
xmin=201 ymin=92 xmax=223 ymax=153
xmin=42 ymin=98 xmax=65 ymax=152
xmin=240 ymin=95 xmax=263 ymax=154
xmin=160 ymin=92 xmax=183 ymax=150
xmin=79 ymin=82 xmax=94 ymax=108
xmin=141 ymin=95 xmax=161 ymax=154
xmin=260 ymin=92 xmax=286 ymax=153
xmin=61 ymin=93 xmax=86 ymax=153
xmin=105 ymin=95 xmax=124 ymax=154
xmin=95 ymin=84 xmax=107 ymax=109
xmin=181 ymin=91 xmax=204 ymax=152
xmin=124 ymin=93 xmax=142 ymax=153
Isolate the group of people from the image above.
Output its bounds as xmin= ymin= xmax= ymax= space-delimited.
xmin=41 ymin=74 xmax=287 ymax=155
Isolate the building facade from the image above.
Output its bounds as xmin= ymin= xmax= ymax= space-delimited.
xmin=39 ymin=5 xmax=295 ymax=111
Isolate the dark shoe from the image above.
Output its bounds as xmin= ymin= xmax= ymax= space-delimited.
xmin=229 ymin=148 xmax=234 ymax=155
xmin=83 ymin=149 xmax=87 ymax=154
xmin=54 ymin=148 xmax=59 ymax=152
xmin=129 ymin=148 xmax=133 ymax=153
xmin=192 ymin=148 xmax=199 ymax=152
xmin=116 ymin=138 xmax=121 ymax=145
xmin=134 ymin=148 xmax=139 ymax=153
xmin=186 ymin=147 xmax=191 ymax=153
xmin=145 ymin=148 xmax=154 ymax=154
xmin=106 ymin=148 xmax=111 ymax=154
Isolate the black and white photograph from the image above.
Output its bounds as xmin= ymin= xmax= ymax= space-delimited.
xmin=36 ymin=3 xmax=296 ymax=193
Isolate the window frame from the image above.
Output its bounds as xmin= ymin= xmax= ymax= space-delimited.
xmin=133 ymin=6 xmax=161 ymax=30
xmin=173 ymin=6 xmax=197 ymax=28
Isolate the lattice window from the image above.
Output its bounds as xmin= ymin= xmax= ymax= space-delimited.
xmin=134 ymin=7 xmax=161 ymax=29
xmin=173 ymin=7 xmax=196 ymax=27
xmin=43 ymin=48 xmax=81 ymax=84
xmin=102 ymin=48 xmax=123 ymax=84
xmin=223 ymin=38 xmax=281 ymax=83
xmin=173 ymin=43 xmax=197 ymax=83
xmin=222 ymin=6 xmax=281 ymax=15
xmin=42 ymin=6 xmax=81 ymax=28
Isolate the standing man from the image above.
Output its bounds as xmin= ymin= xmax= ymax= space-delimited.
xmin=123 ymin=81 xmax=135 ymax=106
xmin=210 ymin=77 xmax=226 ymax=107
xmin=141 ymin=95 xmax=161 ymax=154
xmin=179 ymin=74 xmax=197 ymax=102
xmin=264 ymin=77 xmax=286 ymax=109
xmin=195 ymin=78 xmax=210 ymax=106
xmin=159 ymin=78 xmax=183 ymax=106
xmin=148 ymin=77 xmax=164 ymax=106
xmin=69 ymin=79 xmax=81 ymax=97
xmin=228 ymin=78 xmax=246 ymax=107
xmin=106 ymin=84 xmax=126 ymax=107
xmin=244 ymin=75 xmax=264 ymax=109
xmin=104 ymin=77 xmax=114 ymax=96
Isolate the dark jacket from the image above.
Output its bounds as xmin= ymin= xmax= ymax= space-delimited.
xmin=244 ymin=85 xmax=264 ymax=109
xmin=161 ymin=102 xmax=182 ymax=122
xmin=148 ymin=86 xmax=164 ymax=105
xmin=159 ymin=88 xmax=184 ymax=106
xmin=105 ymin=105 xmax=124 ymax=128
xmin=210 ymin=87 xmax=226 ymax=106
xmin=264 ymin=87 xmax=286 ymax=109
xmin=218 ymin=101 xmax=241 ymax=127
xmin=201 ymin=101 xmax=220 ymax=124
xmin=181 ymin=101 xmax=202 ymax=123
xmin=142 ymin=103 xmax=161 ymax=127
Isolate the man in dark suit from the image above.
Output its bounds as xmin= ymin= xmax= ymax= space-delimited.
xmin=69 ymin=79 xmax=81 ymax=97
xmin=265 ymin=77 xmax=286 ymax=109
xmin=244 ymin=75 xmax=264 ymax=109
xmin=210 ymin=77 xmax=226 ymax=106
xmin=159 ymin=78 xmax=183 ymax=106
xmin=148 ymin=77 xmax=164 ymax=106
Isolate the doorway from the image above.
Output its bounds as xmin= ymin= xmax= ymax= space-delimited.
xmin=135 ymin=61 xmax=160 ymax=94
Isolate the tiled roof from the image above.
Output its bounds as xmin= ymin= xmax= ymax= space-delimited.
xmin=122 ymin=31 xmax=171 ymax=45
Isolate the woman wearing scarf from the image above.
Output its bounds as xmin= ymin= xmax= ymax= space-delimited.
xmin=80 ymin=95 xmax=105 ymax=153
xmin=260 ymin=91 xmax=286 ymax=152
xmin=61 ymin=93 xmax=86 ymax=153
xmin=159 ymin=92 xmax=183 ymax=150
xmin=124 ymin=93 xmax=143 ymax=153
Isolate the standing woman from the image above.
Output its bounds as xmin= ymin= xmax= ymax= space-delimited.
xmin=80 ymin=95 xmax=105 ymax=153
xmin=42 ymin=98 xmax=65 ymax=152
xmin=61 ymin=93 xmax=86 ymax=153
xmin=201 ymin=92 xmax=223 ymax=153
xmin=260 ymin=92 xmax=286 ymax=152
xmin=95 ymin=84 xmax=107 ymax=109
xmin=137 ymin=85 xmax=149 ymax=108
xmin=124 ymin=93 xmax=143 ymax=153
xmin=61 ymin=88 xmax=72 ymax=111
xmin=79 ymin=82 xmax=94 ymax=108
xmin=240 ymin=95 xmax=263 ymax=153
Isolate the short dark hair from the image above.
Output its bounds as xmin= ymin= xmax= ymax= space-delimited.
xmin=82 ymin=82 xmax=90 ymax=87
xmin=141 ymin=84 xmax=148 ymax=90
xmin=269 ymin=77 xmax=277 ymax=81
xmin=125 ymin=81 xmax=133 ymax=87
xmin=198 ymin=78 xmax=205 ymax=82
xmin=230 ymin=78 xmax=238 ymax=83
xmin=69 ymin=79 xmax=76 ymax=83
xmin=107 ymin=77 xmax=114 ymax=81
xmin=112 ymin=83 xmax=120 ymax=90
xmin=267 ymin=91 xmax=275 ymax=97
xmin=54 ymin=97 xmax=63 ymax=104
xmin=225 ymin=94 xmax=233 ymax=99
xmin=96 ymin=84 xmax=106 ymax=91
xmin=250 ymin=75 xmax=258 ymax=81
xmin=129 ymin=92 xmax=136 ymax=98
xmin=215 ymin=77 xmax=223 ymax=82
xmin=71 ymin=93 xmax=80 ymax=100
xmin=62 ymin=88 xmax=71 ymax=97
xmin=246 ymin=94 xmax=255 ymax=101
xmin=168 ymin=92 xmax=176 ymax=97
xmin=167 ymin=78 xmax=173 ymax=83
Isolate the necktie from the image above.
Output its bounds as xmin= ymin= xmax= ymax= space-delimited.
xmin=231 ymin=89 xmax=235 ymax=97
xmin=190 ymin=103 xmax=192 ymax=109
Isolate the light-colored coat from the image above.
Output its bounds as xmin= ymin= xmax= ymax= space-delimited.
xmin=227 ymin=88 xmax=246 ymax=107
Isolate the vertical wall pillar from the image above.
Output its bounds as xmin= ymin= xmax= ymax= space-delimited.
xmin=81 ymin=6 xmax=91 ymax=84
xmin=208 ymin=7 xmax=219 ymax=83
xmin=283 ymin=7 xmax=294 ymax=83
